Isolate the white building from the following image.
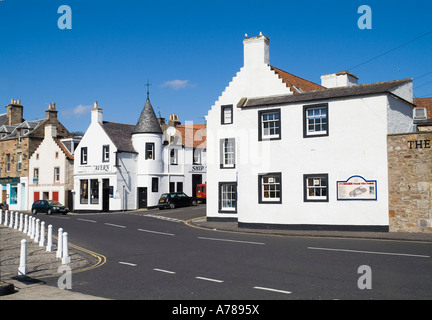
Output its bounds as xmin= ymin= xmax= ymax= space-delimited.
xmin=28 ymin=124 xmax=78 ymax=209
xmin=206 ymin=34 xmax=414 ymax=231
xmin=73 ymin=102 xmax=137 ymax=213
xmin=73 ymin=98 xmax=206 ymax=213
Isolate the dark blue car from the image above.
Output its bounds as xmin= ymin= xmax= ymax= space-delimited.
xmin=31 ymin=200 xmax=69 ymax=215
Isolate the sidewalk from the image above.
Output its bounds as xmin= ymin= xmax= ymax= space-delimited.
xmin=0 ymin=225 xmax=108 ymax=300
xmin=189 ymin=217 xmax=432 ymax=242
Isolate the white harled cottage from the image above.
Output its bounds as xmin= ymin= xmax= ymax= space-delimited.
xmin=73 ymin=97 xmax=206 ymax=213
xmin=206 ymin=34 xmax=414 ymax=231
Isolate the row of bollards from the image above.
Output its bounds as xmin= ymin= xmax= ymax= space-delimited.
xmin=0 ymin=209 xmax=70 ymax=276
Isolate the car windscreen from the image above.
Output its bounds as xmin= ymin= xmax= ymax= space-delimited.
xmin=47 ymin=200 xmax=63 ymax=206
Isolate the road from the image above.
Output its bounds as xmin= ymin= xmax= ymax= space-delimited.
xmin=36 ymin=205 xmax=432 ymax=300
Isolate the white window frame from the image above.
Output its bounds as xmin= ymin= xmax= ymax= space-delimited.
xmin=259 ymin=173 xmax=282 ymax=204
xmin=259 ymin=109 xmax=281 ymax=141
xmin=220 ymin=138 xmax=235 ymax=169
xmin=304 ymin=174 xmax=329 ymax=202
xmin=304 ymin=104 xmax=328 ymax=137
xmin=219 ymin=182 xmax=237 ymax=213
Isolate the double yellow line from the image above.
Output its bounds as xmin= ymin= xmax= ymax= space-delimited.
xmin=39 ymin=239 xmax=106 ymax=280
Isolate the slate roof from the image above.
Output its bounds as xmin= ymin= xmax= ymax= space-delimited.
xmin=133 ymin=98 xmax=163 ymax=134
xmin=102 ymin=121 xmax=137 ymax=153
xmin=238 ymin=78 xmax=413 ymax=108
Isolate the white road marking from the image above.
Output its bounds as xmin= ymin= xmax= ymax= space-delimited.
xmin=253 ymin=286 xmax=292 ymax=295
xmin=137 ymin=228 xmax=175 ymax=236
xmin=154 ymin=268 xmax=176 ymax=274
xmin=118 ymin=262 xmax=137 ymax=267
xmin=105 ymin=223 xmax=126 ymax=228
xmin=77 ymin=218 xmax=97 ymax=223
xmin=307 ymin=246 xmax=430 ymax=258
xmin=195 ymin=276 xmax=224 ymax=283
xmin=198 ymin=237 xmax=265 ymax=245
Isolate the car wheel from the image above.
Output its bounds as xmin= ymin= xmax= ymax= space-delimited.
xmin=32 ymin=208 xmax=37 ymax=215
xmin=47 ymin=209 xmax=52 ymax=215
xmin=169 ymin=202 xmax=175 ymax=209
xmin=191 ymin=200 xmax=197 ymax=206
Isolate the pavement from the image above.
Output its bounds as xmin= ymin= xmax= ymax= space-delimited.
xmin=1 ymin=207 xmax=432 ymax=300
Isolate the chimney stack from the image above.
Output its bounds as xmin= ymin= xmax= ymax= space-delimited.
xmin=91 ymin=101 xmax=103 ymax=124
xmin=321 ymin=71 xmax=359 ymax=88
xmin=6 ymin=99 xmax=23 ymax=125
xmin=243 ymin=32 xmax=270 ymax=68
xmin=46 ymin=102 xmax=58 ymax=121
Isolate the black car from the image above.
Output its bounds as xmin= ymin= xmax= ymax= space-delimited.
xmin=158 ymin=192 xmax=197 ymax=210
xmin=31 ymin=200 xmax=69 ymax=215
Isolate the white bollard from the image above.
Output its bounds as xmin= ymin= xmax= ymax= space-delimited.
xmin=4 ymin=210 xmax=8 ymax=226
xmin=62 ymin=232 xmax=70 ymax=264
xmin=18 ymin=213 xmax=23 ymax=231
xmin=29 ymin=217 xmax=35 ymax=239
xmin=14 ymin=211 xmax=18 ymax=229
xmin=56 ymin=228 xmax=63 ymax=259
xmin=9 ymin=210 xmax=13 ymax=228
xmin=46 ymin=224 xmax=53 ymax=252
xmin=26 ymin=216 xmax=31 ymax=236
xmin=18 ymin=239 xmax=27 ymax=276
xmin=23 ymin=214 xmax=28 ymax=234
xmin=34 ymin=219 xmax=40 ymax=243
xmin=39 ymin=221 xmax=45 ymax=247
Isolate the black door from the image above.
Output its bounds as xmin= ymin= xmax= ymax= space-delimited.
xmin=138 ymin=187 xmax=147 ymax=209
xmin=102 ymin=179 xmax=110 ymax=212
xmin=192 ymin=174 xmax=202 ymax=197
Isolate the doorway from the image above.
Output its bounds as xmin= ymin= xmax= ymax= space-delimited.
xmin=192 ymin=174 xmax=202 ymax=198
xmin=102 ymin=179 xmax=110 ymax=212
xmin=138 ymin=187 xmax=147 ymax=209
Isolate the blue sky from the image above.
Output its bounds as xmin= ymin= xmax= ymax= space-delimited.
xmin=1 ymin=0 xmax=431 ymax=133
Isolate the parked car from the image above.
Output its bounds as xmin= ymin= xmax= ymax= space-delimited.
xmin=0 ymin=202 xmax=9 ymax=210
xmin=158 ymin=192 xmax=197 ymax=210
xmin=31 ymin=200 xmax=69 ymax=215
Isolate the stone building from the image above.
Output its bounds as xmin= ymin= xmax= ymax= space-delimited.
xmin=0 ymin=100 xmax=71 ymax=210
xmin=388 ymin=132 xmax=432 ymax=232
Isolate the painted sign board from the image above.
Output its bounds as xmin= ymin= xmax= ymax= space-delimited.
xmin=337 ymin=175 xmax=377 ymax=201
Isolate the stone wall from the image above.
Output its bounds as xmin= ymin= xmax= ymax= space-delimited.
xmin=388 ymin=133 xmax=432 ymax=233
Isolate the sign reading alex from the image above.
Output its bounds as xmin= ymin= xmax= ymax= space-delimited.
xmin=337 ymin=175 xmax=377 ymax=201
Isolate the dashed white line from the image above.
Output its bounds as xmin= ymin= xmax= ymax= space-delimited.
xmin=154 ymin=268 xmax=176 ymax=274
xmin=77 ymin=218 xmax=97 ymax=223
xmin=198 ymin=237 xmax=265 ymax=245
xmin=118 ymin=262 xmax=137 ymax=267
xmin=137 ymin=228 xmax=175 ymax=236
xmin=195 ymin=276 xmax=224 ymax=283
xmin=105 ymin=223 xmax=126 ymax=228
xmin=307 ymin=246 xmax=430 ymax=258
xmin=253 ymin=286 xmax=292 ymax=295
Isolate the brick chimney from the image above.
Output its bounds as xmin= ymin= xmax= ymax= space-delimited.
xmin=6 ymin=99 xmax=23 ymax=125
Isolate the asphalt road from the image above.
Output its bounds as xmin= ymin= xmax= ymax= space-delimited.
xmin=36 ymin=205 xmax=432 ymax=300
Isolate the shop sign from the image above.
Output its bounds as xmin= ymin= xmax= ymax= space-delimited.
xmin=337 ymin=175 xmax=377 ymax=201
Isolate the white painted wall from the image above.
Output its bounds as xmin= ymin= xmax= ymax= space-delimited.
xmin=28 ymin=125 xmax=70 ymax=208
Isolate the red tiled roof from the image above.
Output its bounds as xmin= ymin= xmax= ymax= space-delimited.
xmin=414 ymin=98 xmax=432 ymax=119
xmin=270 ymin=66 xmax=325 ymax=94
xmin=175 ymin=124 xmax=206 ymax=149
